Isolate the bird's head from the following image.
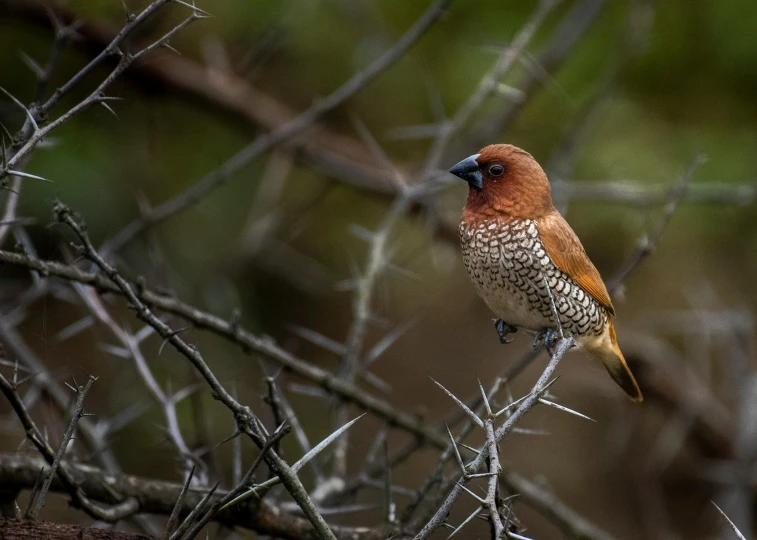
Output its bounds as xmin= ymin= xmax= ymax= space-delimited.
xmin=450 ymin=144 xmax=553 ymax=219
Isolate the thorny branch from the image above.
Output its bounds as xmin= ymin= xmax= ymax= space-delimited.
xmin=0 ymin=371 xmax=139 ymax=522
xmin=54 ymin=201 xmax=340 ymax=539
xmin=0 ymin=0 xmax=207 ymax=185
xmin=414 ymin=337 xmax=573 ymax=539
xmin=28 ymin=376 xmax=97 ymax=519
xmin=0 ymin=1 xmax=748 ymax=539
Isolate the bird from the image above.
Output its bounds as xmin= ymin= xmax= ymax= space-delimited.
xmin=449 ymin=144 xmax=643 ymax=402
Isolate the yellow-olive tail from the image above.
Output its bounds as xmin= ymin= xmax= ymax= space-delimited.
xmin=591 ymin=321 xmax=643 ymax=402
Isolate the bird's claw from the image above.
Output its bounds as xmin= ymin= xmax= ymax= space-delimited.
xmin=533 ymin=328 xmax=559 ymax=353
xmin=493 ymin=318 xmax=518 ymax=344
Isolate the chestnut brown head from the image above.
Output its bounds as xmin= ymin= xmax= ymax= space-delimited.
xmin=450 ymin=144 xmax=554 ymax=219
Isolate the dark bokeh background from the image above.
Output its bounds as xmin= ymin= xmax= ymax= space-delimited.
xmin=1 ymin=0 xmax=756 ymax=538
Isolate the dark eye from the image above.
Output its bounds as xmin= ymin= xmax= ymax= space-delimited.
xmin=488 ymin=164 xmax=505 ymax=177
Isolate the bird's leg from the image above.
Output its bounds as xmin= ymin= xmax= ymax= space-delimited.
xmin=533 ymin=327 xmax=559 ymax=354
xmin=493 ymin=318 xmax=518 ymax=344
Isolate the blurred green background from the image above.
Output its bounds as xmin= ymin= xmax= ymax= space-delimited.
xmin=1 ymin=0 xmax=756 ymax=538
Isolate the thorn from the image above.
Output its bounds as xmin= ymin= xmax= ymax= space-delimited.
xmin=99 ymin=101 xmax=119 ymax=118
xmin=458 ymin=483 xmax=486 ymax=504
xmin=712 ymin=501 xmax=748 ymax=540
xmin=537 ymin=398 xmax=595 ymax=422
xmin=287 ymin=324 xmax=345 ymax=355
xmin=477 ymin=378 xmax=492 ymax=417
xmin=172 ymin=0 xmax=212 ymax=17
xmin=458 ymin=442 xmax=480 ymax=455
xmin=446 ymin=506 xmax=482 ymax=538
xmin=430 ymin=378 xmax=483 ymax=428
xmin=348 ymin=224 xmax=375 ymax=242
xmin=5 ymin=170 xmax=52 ymax=182
xmin=18 ymin=51 xmax=45 ymax=79
xmin=494 ymin=394 xmax=528 ymax=418
xmin=363 ymin=318 xmax=415 ymax=367
xmin=0 ymin=86 xmax=38 ymax=132
xmin=444 ymin=422 xmax=466 ymax=475
xmin=162 ymin=42 xmax=182 ymax=56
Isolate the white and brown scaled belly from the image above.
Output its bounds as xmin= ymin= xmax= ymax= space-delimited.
xmin=460 ymin=218 xmax=608 ymax=337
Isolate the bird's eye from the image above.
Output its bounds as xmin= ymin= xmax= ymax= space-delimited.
xmin=488 ymin=164 xmax=505 ymax=177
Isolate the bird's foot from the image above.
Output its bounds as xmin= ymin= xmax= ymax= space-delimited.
xmin=533 ymin=328 xmax=559 ymax=354
xmin=493 ymin=318 xmax=518 ymax=344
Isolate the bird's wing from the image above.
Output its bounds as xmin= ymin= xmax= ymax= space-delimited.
xmin=538 ymin=212 xmax=615 ymax=316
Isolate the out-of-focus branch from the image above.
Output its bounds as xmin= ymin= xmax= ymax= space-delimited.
xmin=0 ymin=452 xmax=387 ymax=540
xmin=473 ymin=0 xmax=608 ymax=144
xmin=606 ymin=155 xmax=706 ymax=292
xmin=98 ymin=0 xmax=452 ymax=257
xmin=420 ymin=0 xmax=557 ymax=177
xmin=500 ymin=470 xmax=618 ymax=540
xmin=72 ymin=284 xmax=200 ymax=479
xmin=0 ymin=0 xmax=391 ymax=190
xmin=0 ymin=319 xmax=121 ymax=474
xmin=331 ymin=183 xmax=415 ymax=482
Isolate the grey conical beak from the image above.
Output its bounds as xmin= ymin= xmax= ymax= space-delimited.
xmin=449 ymin=154 xmax=482 ymax=189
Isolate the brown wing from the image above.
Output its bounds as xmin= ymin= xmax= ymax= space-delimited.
xmin=538 ymin=211 xmax=615 ymax=316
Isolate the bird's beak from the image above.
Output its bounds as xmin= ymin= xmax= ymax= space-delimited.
xmin=449 ymin=154 xmax=482 ymax=189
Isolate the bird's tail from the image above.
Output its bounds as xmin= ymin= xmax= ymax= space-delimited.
xmin=589 ymin=321 xmax=643 ymax=402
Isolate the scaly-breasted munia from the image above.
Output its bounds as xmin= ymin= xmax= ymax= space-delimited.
xmin=450 ymin=144 xmax=642 ymax=402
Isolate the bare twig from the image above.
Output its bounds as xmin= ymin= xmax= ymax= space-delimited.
xmin=176 ymin=424 xmax=289 ymax=540
xmin=73 ymin=283 xmax=199 ymax=477
xmin=163 ymin=466 xmax=195 ymax=539
xmin=420 ymin=0 xmax=557 ymax=177
xmin=606 ymin=154 xmax=706 ymax=291
xmin=500 ymin=469 xmax=617 ymax=540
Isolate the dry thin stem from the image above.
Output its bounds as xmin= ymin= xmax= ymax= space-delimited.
xmin=0 ymin=450 xmax=384 ymax=540
xmin=175 ymin=424 xmax=290 ymax=540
